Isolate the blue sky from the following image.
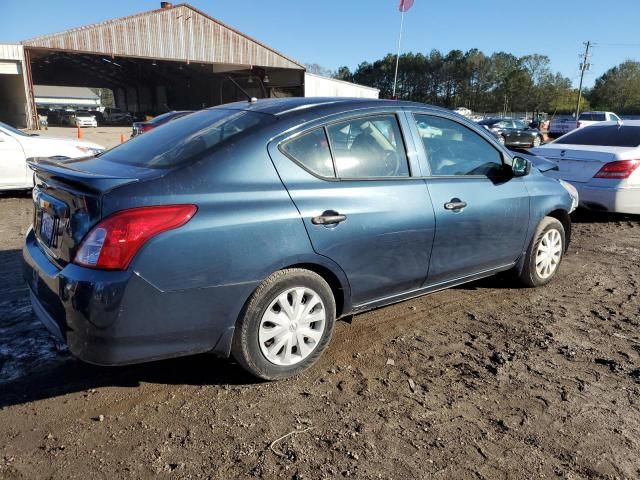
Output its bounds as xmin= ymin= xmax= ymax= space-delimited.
xmin=1 ymin=0 xmax=639 ymax=88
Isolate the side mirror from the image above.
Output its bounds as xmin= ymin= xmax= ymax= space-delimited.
xmin=511 ymin=156 xmax=531 ymax=177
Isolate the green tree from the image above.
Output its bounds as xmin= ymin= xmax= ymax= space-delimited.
xmin=588 ymin=61 xmax=640 ymax=113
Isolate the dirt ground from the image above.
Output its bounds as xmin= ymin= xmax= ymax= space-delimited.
xmin=1 ymin=192 xmax=639 ymax=479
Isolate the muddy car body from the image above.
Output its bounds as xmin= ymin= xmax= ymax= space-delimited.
xmin=23 ymin=98 xmax=575 ymax=379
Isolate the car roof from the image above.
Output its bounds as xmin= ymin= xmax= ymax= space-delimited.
xmin=212 ymin=97 xmax=450 ymax=119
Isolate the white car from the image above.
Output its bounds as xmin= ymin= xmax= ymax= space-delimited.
xmin=577 ymin=111 xmax=621 ymax=130
xmin=74 ymin=112 xmax=98 ymax=128
xmin=530 ymin=121 xmax=640 ymax=214
xmin=0 ymin=122 xmax=105 ymax=190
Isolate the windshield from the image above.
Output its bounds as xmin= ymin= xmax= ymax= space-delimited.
xmin=554 ymin=125 xmax=640 ymax=147
xmin=0 ymin=121 xmax=29 ymax=137
xmin=101 ymin=108 xmax=276 ymax=168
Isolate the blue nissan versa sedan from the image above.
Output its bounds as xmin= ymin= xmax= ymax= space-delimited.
xmin=23 ymin=98 xmax=578 ymax=380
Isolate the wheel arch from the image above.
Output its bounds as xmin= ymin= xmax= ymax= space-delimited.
xmin=284 ymin=262 xmax=350 ymax=318
xmin=546 ymin=208 xmax=572 ymax=251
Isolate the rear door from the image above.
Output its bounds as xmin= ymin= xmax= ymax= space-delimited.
xmin=407 ymin=112 xmax=530 ymax=284
xmin=0 ymin=131 xmax=28 ymax=188
xmin=268 ymin=112 xmax=436 ymax=306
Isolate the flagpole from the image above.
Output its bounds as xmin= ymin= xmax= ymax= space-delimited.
xmin=392 ymin=8 xmax=405 ymax=99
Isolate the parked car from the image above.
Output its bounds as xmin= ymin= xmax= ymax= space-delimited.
xmin=530 ymin=120 xmax=640 ymax=214
xmin=478 ymin=118 xmax=543 ymax=147
xmin=23 ymin=98 xmax=576 ymax=380
xmin=0 ymin=121 xmax=105 ymax=190
xmin=103 ymin=107 xmax=133 ymax=125
xmin=453 ymin=107 xmax=473 ymax=118
xmin=131 ymin=110 xmax=193 ymax=137
xmin=548 ymin=117 xmax=576 ymax=138
xmin=74 ymin=111 xmax=98 ymax=128
xmin=576 ymin=111 xmax=622 ymax=130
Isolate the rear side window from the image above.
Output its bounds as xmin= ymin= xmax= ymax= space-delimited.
xmin=555 ymin=125 xmax=640 ymax=147
xmin=281 ymin=128 xmax=335 ymax=178
xmin=326 ymin=115 xmax=409 ymax=178
xmin=101 ymin=108 xmax=275 ymax=168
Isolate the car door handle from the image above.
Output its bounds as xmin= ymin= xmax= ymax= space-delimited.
xmin=444 ymin=199 xmax=467 ymax=211
xmin=312 ymin=211 xmax=347 ymax=225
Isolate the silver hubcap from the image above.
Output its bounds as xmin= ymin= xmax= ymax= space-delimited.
xmin=259 ymin=287 xmax=326 ymax=366
xmin=498 ymin=136 xmax=505 ymax=145
xmin=533 ymin=136 xmax=541 ymax=146
xmin=536 ymin=229 xmax=562 ymax=279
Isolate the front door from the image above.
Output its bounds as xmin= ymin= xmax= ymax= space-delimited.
xmin=409 ymin=113 xmax=530 ymax=285
xmin=0 ymin=131 xmax=27 ymax=188
xmin=269 ymin=113 xmax=436 ymax=306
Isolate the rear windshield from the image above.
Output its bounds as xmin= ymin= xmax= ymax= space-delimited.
xmin=578 ymin=113 xmax=606 ymax=121
xmin=101 ymin=108 xmax=275 ymax=168
xmin=554 ymin=125 xmax=640 ymax=147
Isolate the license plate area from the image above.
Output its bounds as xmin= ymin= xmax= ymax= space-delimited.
xmin=40 ymin=211 xmax=56 ymax=247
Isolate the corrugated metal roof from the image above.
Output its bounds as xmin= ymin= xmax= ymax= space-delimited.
xmin=34 ymin=85 xmax=100 ymax=99
xmin=0 ymin=43 xmax=25 ymax=61
xmin=21 ymin=4 xmax=304 ymax=70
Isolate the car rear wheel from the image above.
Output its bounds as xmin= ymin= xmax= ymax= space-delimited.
xmin=516 ymin=217 xmax=565 ymax=287
xmin=232 ymin=268 xmax=336 ymax=380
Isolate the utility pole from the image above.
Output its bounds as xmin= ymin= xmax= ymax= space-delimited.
xmin=575 ymin=41 xmax=592 ymax=121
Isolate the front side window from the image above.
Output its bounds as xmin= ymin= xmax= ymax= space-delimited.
xmin=326 ymin=115 xmax=410 ymax=178
xmin=414 ymin=114 xmax=504 ymax=176
xmin=514 ymin=120 xmax=527 ymax=129
xmin=281 ymin=128 xmax=335 ymax=178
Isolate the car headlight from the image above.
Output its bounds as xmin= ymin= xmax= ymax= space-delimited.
xmin=75 ymin=146 xmax=105 ymax=156
xmin=558 ymin=179 xmax=579 ymax=213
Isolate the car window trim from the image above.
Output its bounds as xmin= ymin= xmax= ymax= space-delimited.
xmin=277 ymin=112 xmax=415 ymax=182
xmin=409 ymin=111 xmax=509 ymax=178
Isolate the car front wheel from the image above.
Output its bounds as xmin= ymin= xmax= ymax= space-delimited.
xmin=532 ymin=135 xmax=542 ymax=147
xmin=232 ymin=268 xmax=336 ymax=380
xmin=517 ymin=217 xmax=565 ymax=287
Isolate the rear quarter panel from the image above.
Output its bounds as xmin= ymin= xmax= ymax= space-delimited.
xmin=100 ymin=138 xmax=350 ymax=345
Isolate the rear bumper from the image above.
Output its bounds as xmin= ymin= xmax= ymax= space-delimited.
xmin=23 ymin=227 xmax=252 ymax=365
xmin=570 ymin=183 xmax=640 ymax=214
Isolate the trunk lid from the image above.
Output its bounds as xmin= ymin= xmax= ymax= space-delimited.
xmin=28 ymin=156 xmax=156 ymax=267
xmin=530 ymin=145 xmax=634 ymax=182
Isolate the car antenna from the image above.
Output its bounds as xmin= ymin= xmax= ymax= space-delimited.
xmin=226 ymin=76 xmax=257 ymax=103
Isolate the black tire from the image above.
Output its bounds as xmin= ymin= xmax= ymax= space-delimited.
xmin=231 ymin=268 xmax=336 ymax=380
xmin=517 ymin=217 xmax=565 ymax=287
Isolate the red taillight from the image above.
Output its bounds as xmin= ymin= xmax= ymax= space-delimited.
xmin=140 ymin=124 xmax=154 ymax=133
xmin=74 ymin=205 xmax=197 ymax=270
xmin=593 ymin=160 xmax=640 ymax=179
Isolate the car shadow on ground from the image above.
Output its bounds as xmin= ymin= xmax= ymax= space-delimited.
xmin=570 ymin=208 xmax=638 ymax=224
xmin=0 ymin=190 xmax=31 ymax=200
xmin=0 ymin=354 xmax=261 ymax=409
